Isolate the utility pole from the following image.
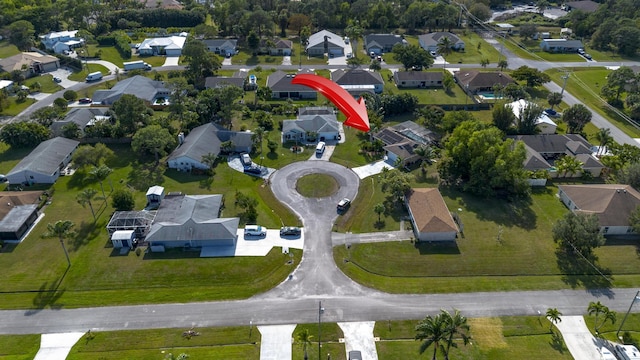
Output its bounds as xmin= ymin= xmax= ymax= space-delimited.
xmin=560 ymin=72 xmax=570 ymax=96
xmin=616 ymin=290 xmax=640 ymax=340
xmin=318 ymin=301 xmax=324 ymax=360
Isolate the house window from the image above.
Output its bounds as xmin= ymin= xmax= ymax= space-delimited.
xmin=29 ymin=176 xmax=34 ymax=179
xmin=603 ymin=227 xmax=609 ymax=233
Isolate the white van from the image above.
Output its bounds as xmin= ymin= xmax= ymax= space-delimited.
xmin=240 ymin=153 xmax=252 ymax=167
xmin=85 ymin=71 xmax=103 ymax=82
xmin=316 ymin=141 xmax=326 ymax=155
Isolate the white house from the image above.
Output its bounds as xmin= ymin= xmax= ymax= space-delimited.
xmin=138 ymin=36 xmax=187 ymax=56
xmin=418 ymin=32 xmax=465 ymax=52
xmin=405 ymin=188 xmax=458 ymax=242
xmin=540 ymin=39 xmax=584 ymax=53
xmin=506 ymin=99 xmax=557 ymax=134
xmin=282 ymin=107 xmax=340 ymax=143
xmin=40 ymin=30 xmax=85 ymax=54
xmin=306 ymin=30 xmax=346 ymax=57
xmin=558 ymin=184 xmax=640 ymax=236
xmin=167 ymin=123 xmax=253 ymax=172
xmin=6 ymin=137 xmax=79 ymax=185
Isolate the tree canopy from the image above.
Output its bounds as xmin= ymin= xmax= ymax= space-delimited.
xmin=438 ymin=120 xmax=529 ymax=197
xmin=552 ymin=212 xmax=605 ymax=257
xmin=392 ymin=43 xmax=433 ymax=71
xmin=131 ymin=125 xmax=176 ymax=164
xmin=511 ymin=66 xmax=551 ymax=87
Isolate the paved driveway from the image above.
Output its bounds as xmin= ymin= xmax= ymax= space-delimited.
xmin=258 ymin=324 xmax=296 ymax=360
xmin=163 ymin=56 xmax=180 ymax=66
xmin=47 ymin=68 xmax=79 ymax=89
xmin=338 ymin=322 xmax=378 ymax=360
xmin=554 ymin=316 xmax=600 ymax=360
xmin=33 ymin=332 xmax=84 ymax=360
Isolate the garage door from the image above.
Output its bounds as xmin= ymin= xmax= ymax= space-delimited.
xmin=329 ymin=48 xmax=344 ymax=56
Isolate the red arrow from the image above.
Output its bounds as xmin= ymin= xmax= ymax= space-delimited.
xmin=291 ymin=74 xmax=370 ymax=132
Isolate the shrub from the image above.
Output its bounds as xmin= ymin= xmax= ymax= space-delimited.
xmin=63 ymin=90 xmax=78 ymax=101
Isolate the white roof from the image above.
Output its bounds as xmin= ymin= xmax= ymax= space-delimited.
xmin=0 ymin=80 xmax=13 ymax=90
xmin=146 ymin=185 xmax=165 ymax=196
xmin=111 ymin=230 xmax=135 ymax=240
xmin=496 ymin=23 xmax=515 ymax=28
xmin=507 ymin=99 xmax=557 ymax=127
xmin=138 ymin=36 xmax=187 ymax=50
xmin=40 ymin=30 xmax=78 ymax=40
xmin=307 ymin=30 xmax=345 ymax=48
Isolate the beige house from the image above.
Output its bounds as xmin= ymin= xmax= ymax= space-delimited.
xmin=0 ymin=52 xmax=60 ymax=77
xmin=405 ymin=188 xmax=458 ymax=242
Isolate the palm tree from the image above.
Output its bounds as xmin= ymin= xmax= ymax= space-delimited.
xmin=595 ymin=128 xmax=612 ymax=155
xmin=414 ymin=145 xmax=435 ymax=167
xmin=436 ymin=36 xmax=453 ymax=70
xmin=480 ymin=58 xmax=489 ymax=68
xmin=588 ymin=301 xmax=617 ymax=333
xmin=497 ymin=59 xmax=509 ymax=72
xmin=415 ymin=313 xmax=447 ymax=360
xmin=76 ymin=188 xmax=99 ymax=222
xmin=295 ymin=328 xmax=313 ymax=360
xmin=442 ymin=309 xmax=471 ymax=360
xmin=374 ymin=202 xmax=385 ymax=222
xmin=42 ymin=220 xmax=76 ymax=267
xmin=547 ymin=92 xmax=563 ymax=111
xmin=89 ymin=164 xmax=112 ymax=199
xmin=555 ymin=156 xmax=583 ymax=178
xmin=545 ymin=308 xmax=562 ymax=332
xmin=201 ymin=153 xmax=218 ymax=174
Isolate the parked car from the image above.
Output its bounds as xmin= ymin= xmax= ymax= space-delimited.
xmin=348 ymin=350 xmax=362 ymax=360
xmin=430 ymin=50 xmax=438 ymax=57
xmin=240 ymin=153 xmax=252 ymax=167
xmin=244 ymin=225 xmax=266 ymax=236
xmin=280 ymin=226 xmax=301 ymax=236
xmin=337 ymin=198 xmax=351 ymax=211
xmin=543 ymin=108 xmax=559 ymax=117
xmin=584 ymin=53 xmax=592 ymax=60
xmin=53 ymin=76 xmax=62 ymax=83
xmin=244 ymin=166 xmax=262 ymax=175
xmin=78 ymin=98 xmax=92 ymax=104
xmin=0 ymin=174 xmax=6 ymax=183
xmin=577 ymin=48 xmax=585 ymax=55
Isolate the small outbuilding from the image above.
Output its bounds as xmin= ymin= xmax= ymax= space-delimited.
xmin=110 ymin=230 xmax=135 ymax=248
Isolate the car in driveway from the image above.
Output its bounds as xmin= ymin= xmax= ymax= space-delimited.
xmin=244 ymin=166 xmax=263 ymax=175
xmin=53 ymin=76 xmax=62 ymax=83
xmin=244 ymin=225 xmax=266 ymax=237
xmin=584 ymin=53 xmax=592 ymax=60
xmin=78 ymin=98 xmax=92 ymax=104
xmin=280 ymin=226 xmax=301 ymax=236
xmin=348 ymin=350 xmax=362 ymax=360
xmin=337 ymin=198 xmax=351 ymax=212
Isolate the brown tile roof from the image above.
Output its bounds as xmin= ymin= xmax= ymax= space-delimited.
xmin=559 ymin=184 xmax=640 ymax=227
xmin=406 ymin=188 xmax=458 ymax=233
xmin=0 ymin=191 xmax=42 ymax=220
xmin=0 ymin=52 xmax=59 ymax=72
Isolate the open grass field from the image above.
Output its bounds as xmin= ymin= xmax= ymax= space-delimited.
xmin=0 ymin=143 xmax=301 ymax=310
xmin=374 ymin=316 xmax=571 ymax=360
xmin=0 ymin=333 xmax=40 ymax=359
xmin=0 ymin=97 xmax=36 ymax=116
xmin=86 ymin=45 xmax=125 ymax=67
xmin=334 ymin=183 xmax=640 ymax=293
xmin=24 ymin=74 xmax=63 ymax=93
xmin=546 ymin=67 xmax=640 ymax=139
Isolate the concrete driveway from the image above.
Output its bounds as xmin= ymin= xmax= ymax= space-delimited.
xmin=34 ymin=332 xmax=84 ymax=360
xmin=282 ymin=56 xmax=291 ymax=66
xmin=554 ymin=316 xmax=600 ymax=360
xmin=352 ymin=159 xmax=393 ymax=179
xmin=338 ymin=322 xmax=378 ymax=360
xmin=163 ymin=56 xmax=180 ymax=67
xmin=47 ymin=68 xmax=79 ymax=89
xmin=258 ymin=324 xmax=296 ymax=360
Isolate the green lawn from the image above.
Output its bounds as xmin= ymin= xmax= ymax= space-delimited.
xmin=546 ymin=67 xmax=640 ymax=139
xmin=0 ymin=334 xmax=40 ymax=359
xmin=334 ymin=184 xmax=640 ymax=293
xmin=296 ymin=173 xmax=339 ymax=197
xmin=86 ymin=45 xmax=126 ymax=67
xmin=0 ymin=96 xmax=36 ymax=116
xmin=380 ymin=69 xmax=471 ymax=104
xmin=68 ymin=64 xmax=110 ymax=82
xmin=589 ymin=313 xmax=640 ymax=345
xmin=24 ymin=74 xmax=63 ymax=93
xmin=375 ymin=317 xmax=572 ymax=360
xmin=0 ymin=144 xmax=301 ymax=310
xmin=0 ymin=41 xmax=20 ymax=58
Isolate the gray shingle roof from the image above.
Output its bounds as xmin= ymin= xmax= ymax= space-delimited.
xmin=454 ymin=71 xmax=515 ymax=89
xmin=394 ymin=71 xmax=443 ymax=82
xmin=50 ymin=107 xmax=109 ymax=136
xmin=364 ymin=34 xmax=406 ymax=50
xmin=92 ymin=75 xmax=168 ymax=104
xmin=330 ymin=69 xmax=384 ymax=86
xmin=202 ymin=39 xmax=238 ymax=49
xmin=7 ymin=137 xmax=79 ymax=177
xmin=418 ymin=32 xmax=462 ymax=48
xmin=168 ymin=123 xmax=253 ymax=163
xmin=282 ymin=113 xmax=340 ymax=134
xmin=307 ymin=30 xmax=344 ymax=48
xmin=267 ymin=70 xmax=317 ymax=92
xmin=204 ymin=76 xmax=244 ymax=89
xmin=510 ymin=134 xmax=591 ymax=154
xmin=146 ymin=194 xmax=239 ymax=243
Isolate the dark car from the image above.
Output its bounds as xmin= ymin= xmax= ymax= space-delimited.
xmin=584 ymin=53 xmax=592 ymax=60
xmin=348 ymin=351 xmax=362 ymax=360
xmin=78 ymin=98 xmax=92 ymax=104
xmin=244 ymin=166 xmax=262 ymax=175
xmin=280 ymin=226 xmax=301 ymax=236
xmin=337 ymin=198 xmax=351 ymax=211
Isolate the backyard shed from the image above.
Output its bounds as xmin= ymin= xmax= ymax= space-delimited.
xmin=111 ymin=230 xmax=135 ymax=248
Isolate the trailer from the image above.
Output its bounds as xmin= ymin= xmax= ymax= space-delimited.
xmin=123 ymin=60 xmax=152 ymax=71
